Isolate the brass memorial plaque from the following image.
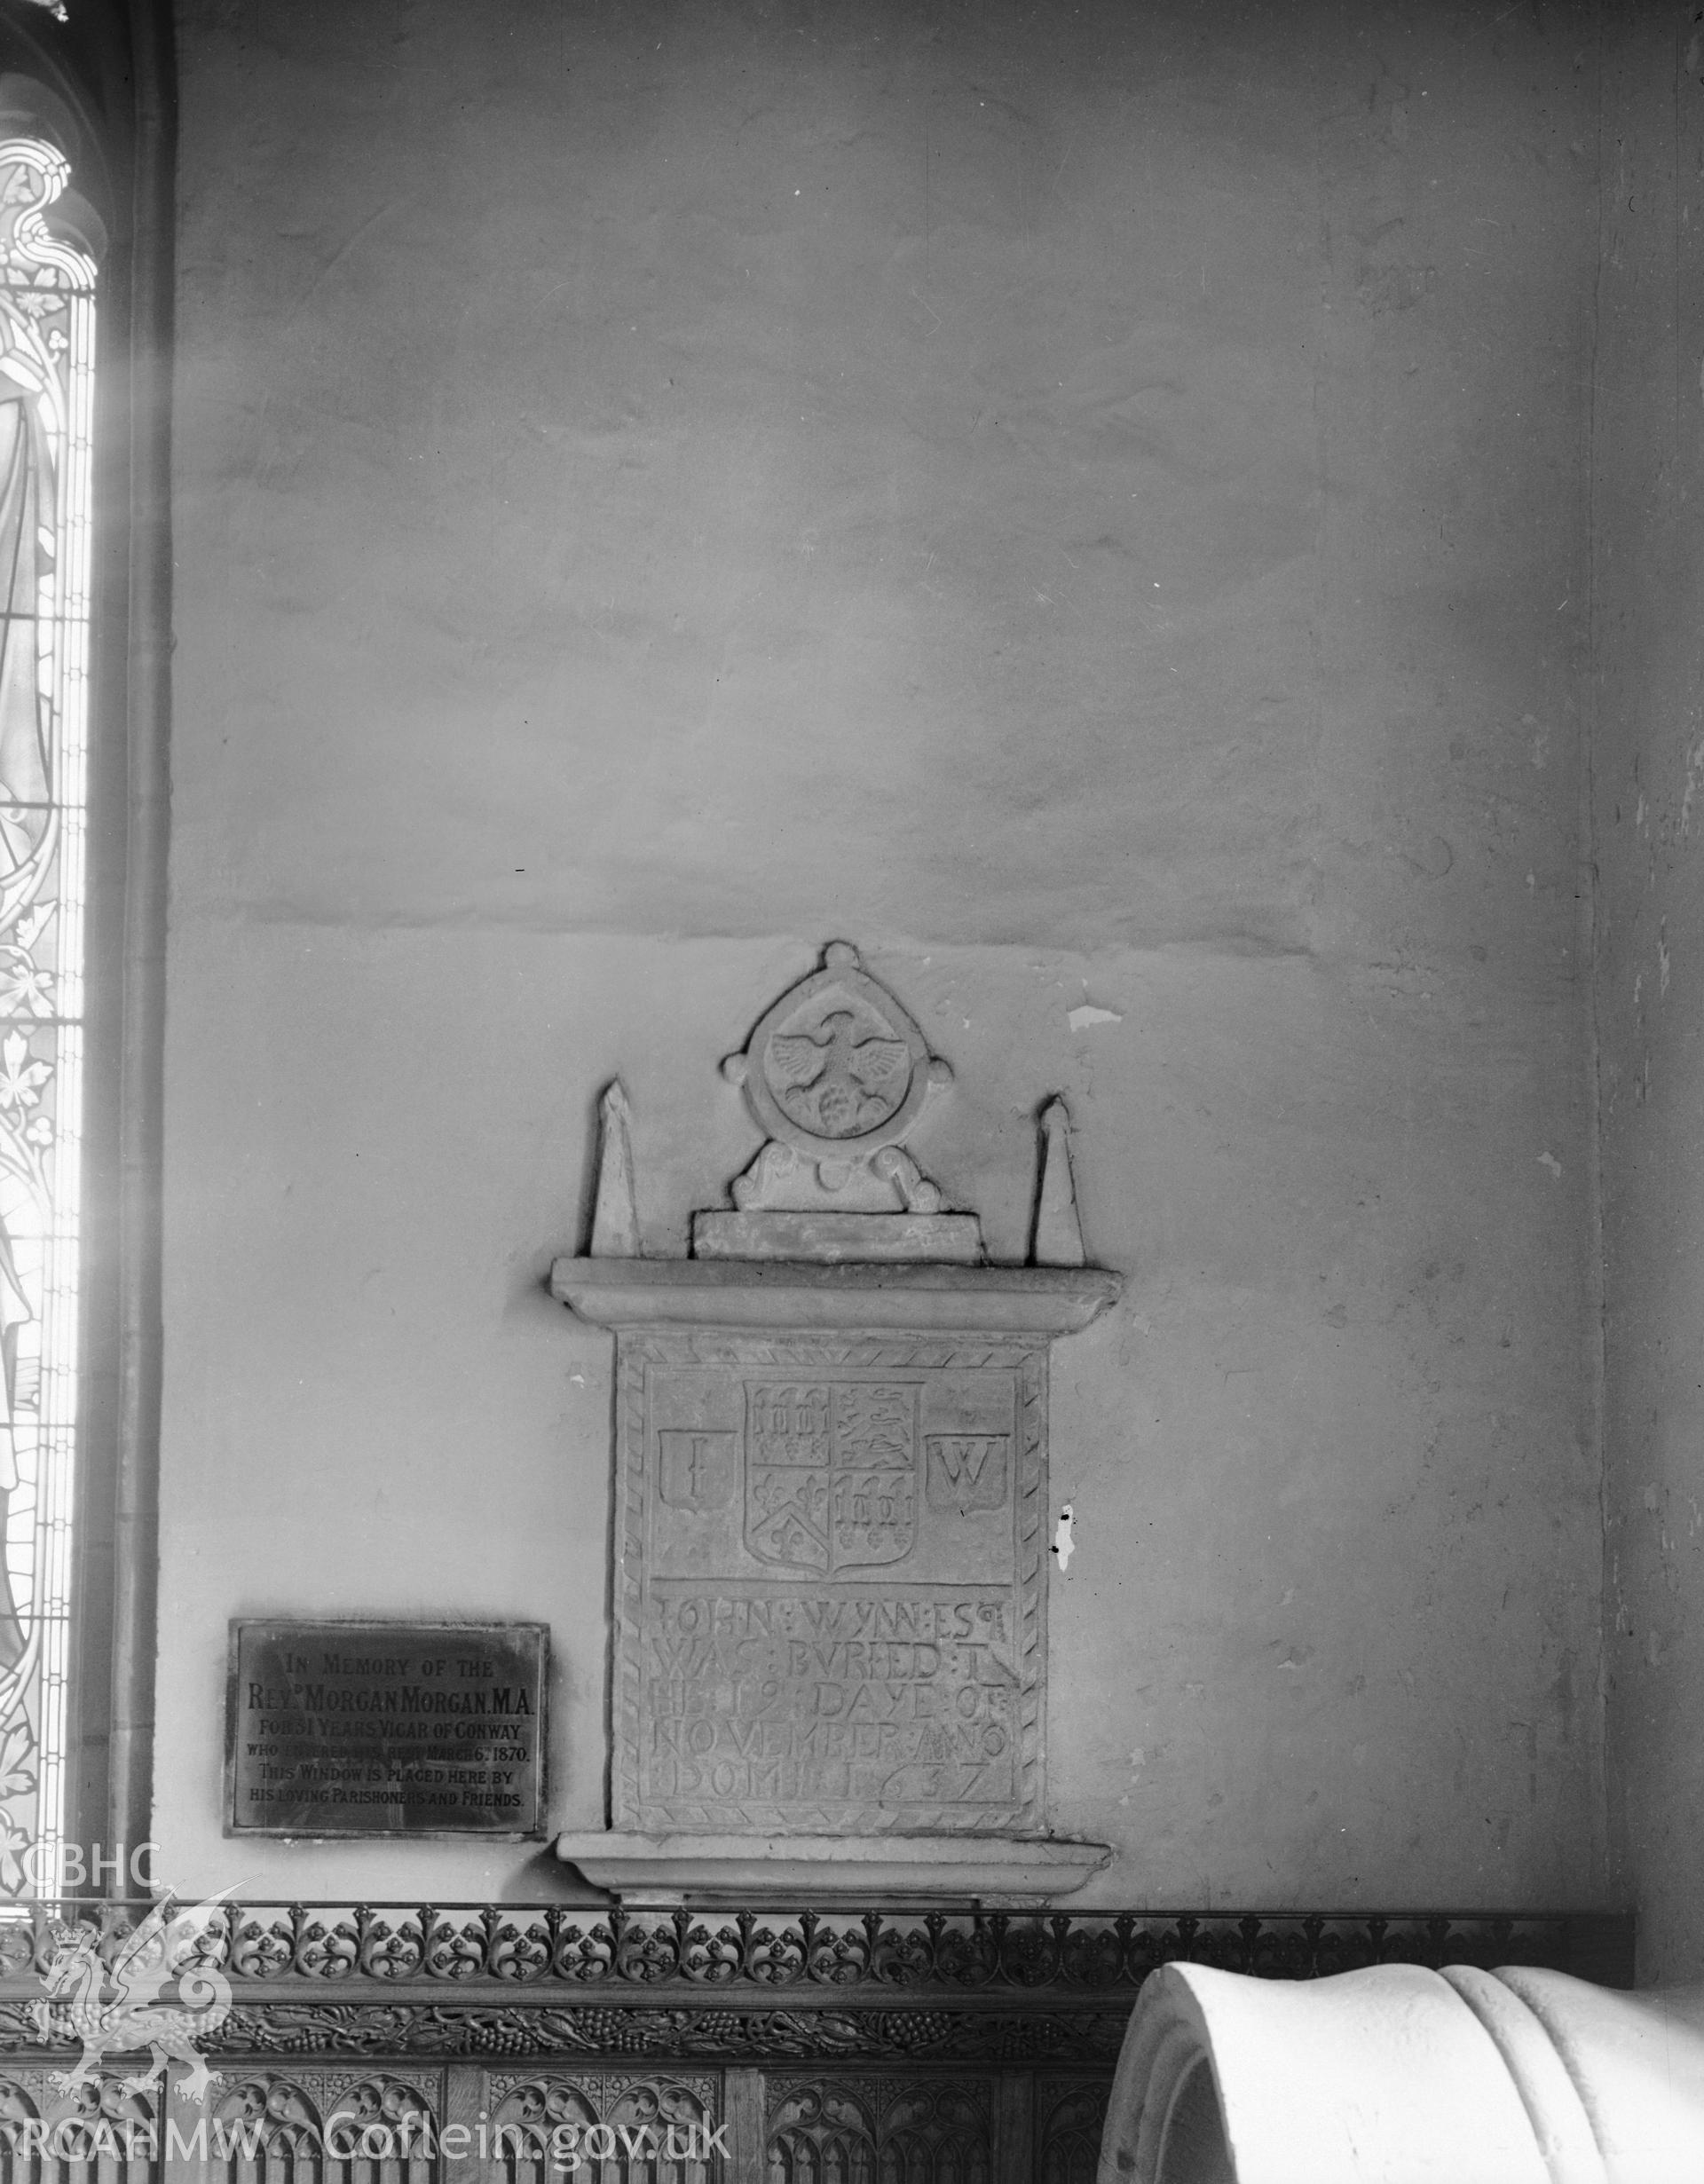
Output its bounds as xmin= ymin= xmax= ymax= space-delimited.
xmin=226 ymin=1620 xmax=546 ymax=1837
xmin=614 ymin=1332 xmax=1046 ymax=1834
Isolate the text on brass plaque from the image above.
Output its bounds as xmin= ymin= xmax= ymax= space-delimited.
xmin=226 ymin=1620 xmax=546 ymax=1836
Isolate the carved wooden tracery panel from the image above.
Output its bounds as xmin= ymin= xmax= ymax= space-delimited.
xmin=486 ymin=2076 xmax=720 ymax=2184
xmin=1035 ymin=2080 xmax=1107 ymax=2184
xmin=210 ymin=2075 xmax=437 ymax=2184
xmin=0 ymin=2071 xmax=158 ymax=2184
xmin=765 ymin=2076 xmax=994 ymax=2184
xmin=210 ymin=2074 xmax=327 ymax=2184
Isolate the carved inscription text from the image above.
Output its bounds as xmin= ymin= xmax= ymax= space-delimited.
xmin=614 ymin=1338 xmax=1045 ymax=1835
xmin=647 ymin=1589 xmax=1020 ymax=1814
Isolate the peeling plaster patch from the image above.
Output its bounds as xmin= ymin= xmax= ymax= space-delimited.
xmin=1051 ymin=1502 xmax=1076 ymax=1572
xmin=1682 ymin=737 xmax=1704 ymax=835
xmin=1068 ymin=1003 xmax=1122 ymax=1031
xmin=1536 ymin=1151 xmax=1562 ymax=1178
xmin=1660 ymin=924 xmax=1671 ymax=997
xmin=1637 ymin=792 xmax=1648 ymax=832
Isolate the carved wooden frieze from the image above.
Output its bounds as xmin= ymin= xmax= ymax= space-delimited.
xmin=0 ymin=1901 xmax=1635 ymax=2070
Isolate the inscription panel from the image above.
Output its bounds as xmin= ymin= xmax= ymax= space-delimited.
xmin=227 ymin=1620 xmax=546 ymax=1837
xmin=613 ymin=1334 xmax=1046 ymax=1834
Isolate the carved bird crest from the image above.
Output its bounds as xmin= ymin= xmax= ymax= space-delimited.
xmin=766 ymin=1010 xmax=911 ymax=1138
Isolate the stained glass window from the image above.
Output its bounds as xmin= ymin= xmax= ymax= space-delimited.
xmin=0 ymin=137 xmax=96 ymax=1897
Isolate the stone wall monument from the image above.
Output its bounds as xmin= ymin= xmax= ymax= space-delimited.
xmin=552 ymin=944 xmax=1121 ymax=1904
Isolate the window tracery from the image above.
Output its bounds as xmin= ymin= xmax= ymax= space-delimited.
xmin=0 ymin=130 xmax=93 ymax=1895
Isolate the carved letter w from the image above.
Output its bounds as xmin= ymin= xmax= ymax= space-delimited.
xmin=935 ymin=1438 xmax=991 ymax=1486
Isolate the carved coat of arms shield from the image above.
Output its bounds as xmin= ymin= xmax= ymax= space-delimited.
xmin=745 ymin=1381 xmax=918 ymax=1573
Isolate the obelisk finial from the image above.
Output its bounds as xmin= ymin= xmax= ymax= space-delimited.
xmin=589 ymin=1079 xmax=640 ymax=1258
xmin=1031 ymin=1097 xmax=1087 ymax=1267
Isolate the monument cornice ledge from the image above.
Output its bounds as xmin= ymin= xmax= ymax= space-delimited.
xmin=549 ymin=1257 xmax=1123 ymax=1334
xmin=551 ymin=1830 xmax=1114 ymax=1906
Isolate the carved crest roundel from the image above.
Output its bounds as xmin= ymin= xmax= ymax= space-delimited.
xmin=732 ymin=942 xmax=934 ymax=1156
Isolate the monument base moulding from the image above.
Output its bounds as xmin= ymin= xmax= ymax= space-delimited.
xmin=550 ymin=1828 xmax=1112 ymax=1906
xmin=550 ymin=1259 xmax=1120 ymax=1906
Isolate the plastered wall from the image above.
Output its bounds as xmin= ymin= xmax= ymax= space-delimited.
xmin=158 ymin=0 xmax=1609 ymax=1906
xmin=1595 ymin=4 xmax=1704 ymax=1984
